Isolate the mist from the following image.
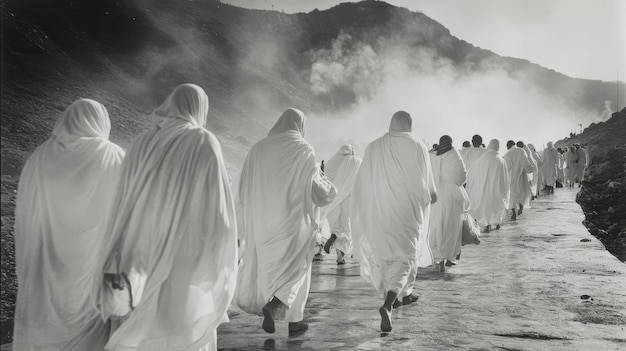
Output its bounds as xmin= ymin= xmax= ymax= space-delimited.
xmin=305 ymin=32 xmax=610 ymax=160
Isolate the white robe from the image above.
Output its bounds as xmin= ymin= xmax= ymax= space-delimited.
xmin=95 ymin=84 xmax=238 ymax=351
xmin=319 ymin=145 xmax=362 ymax=254
xmin=14 ymin=99 xmax=125 ymax=351
xmin=541 ymin=143 xmax=559 ymax=187
xmin=459 ymin=147 xmax=486 ymax=172
xmin=574 ymin=148 xmax=588 ymax=180
xmin=235 ymin=109 xmax=336 ymax=322
xmin=528 ymin=144 xmax=543 ymax=191
xmin=565 ymin=149 xmax=577 ymax=184
xmin=557 ymin=153 xmax=565 ymax=183
xmin=351 ymin=112 xmax=435 ymax=297
xmin=503 ymin=146 xmax=533 ymax=209
xmin=428 ymin=149 xmax=469 ymax=262
xmin=466 ymin=145 xmax=509 ymax=227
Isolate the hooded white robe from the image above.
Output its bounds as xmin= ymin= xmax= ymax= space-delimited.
xmin=235 ymin=108 xmax=336 ymax=323
xmin=541 ymin=142 xmax=559 ymax=188
xmin=574 ymin=147 xmax=588 ymax=181
xmin=94 ymin=84 xmax=238 ymax=351
xmin=523 ymin=145 xmax=539 ymax=195
xmin=459 ymin=146 xmax=486 ymax=172
xmin=564 ymin=148 xmax=577 ymax=185
xmin=318 ymin=144 xmax=362 ymax=254
xmin=557 ymin=153 xmax=565 ymax=184
xmin=528 ymin=144 xmax=543 ymax=191
xmin=428 ymin=147 xmax=469 ymax=263
xmin=13 ymin=99 xmax=125 ymax=351
xmin=503 ymin=146 xmax=534 ymax=209
xmin=351 ymin=112 xmax=436 ymax=298
xmin=466 ymin=139 xmax=509 ymax=227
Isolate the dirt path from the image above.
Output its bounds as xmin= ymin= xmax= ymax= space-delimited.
xmin=217 ymin=187 xmax=626 ymax=350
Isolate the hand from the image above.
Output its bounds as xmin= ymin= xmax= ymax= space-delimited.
xmin=430 ymin=192 xmax=438 ymax=204
xmin=104 ymin=273 xmax=126 ymax=290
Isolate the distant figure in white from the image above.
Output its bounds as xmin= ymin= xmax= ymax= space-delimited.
xmin=428 ymin=135 xmax=469 ymax=272
xmin=564 ymin=146 xmax=577 ymax=187
xmin=541 ymin=142 xmax=559 ymax=193
xmin=94 ymin=84 xmax=238 ymax=351
xmin=235 ymin=108 xmax=337 ymax=335
xmin=13 ymin=99 xmax=125 ymax=350
xmin=528 ymin=144 xmax=543 ymax=197
xmin=320 ymin=144 xmax=362 ymax=264
xmin=504 ymin=140 xmax=534 ymax=220
xmin=351 ymin=111 xmax=437 ymax=333
xmin=466 ymin=139 xmax=509 ymax=233
xmin=572 ymin=144 xmax=588 ymax=187
xmin=459 ymin=134 xmax=486 ymax=171
xmin=556 ymin=147 xmax=566 ymax=186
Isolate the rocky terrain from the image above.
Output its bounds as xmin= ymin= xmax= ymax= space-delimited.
xmin=561 ymin=109 xmax=626 ymax=262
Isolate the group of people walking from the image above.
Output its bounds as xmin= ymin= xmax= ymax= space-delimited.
xmin=12 ymin=83 xmax=588 ymax=350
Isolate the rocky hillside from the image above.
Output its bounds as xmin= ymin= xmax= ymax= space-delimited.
xmin=2 ymin=0 xmax=623 ymax=174
xmin=561 ymin=109 xmax=626 ymax=262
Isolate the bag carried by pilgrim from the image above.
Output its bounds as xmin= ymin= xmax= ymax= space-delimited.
xmin=461 ymin=212 xmax=481 ymax=246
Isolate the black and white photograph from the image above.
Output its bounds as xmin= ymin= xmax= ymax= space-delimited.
xmin=1 ymin=0 xmax=625 ymax=350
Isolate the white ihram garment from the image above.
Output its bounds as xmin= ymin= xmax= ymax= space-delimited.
xmin=459 ymin=147 xmax=486 ymax=172
xmin=428 ymin=148 xmax=469 ymax=263
xmin=466 ymin=139 xmax=509 ymax=227
xmin=541 ymin=142 xmax=559 ymax=187
xmin=94 ymin=84 xmax=238 ymax=351
xmin=235 ymin=108 xmax=336 ymax=322
xmin=503 ymin=146 xmax=534 ymax=209
xmin=351 ymin=112 xmax=436 ymax=298
xmin=319 ymin=144 xmax=362 ymax=254
xmin=14 ymin=99 xmax=125 ymax=351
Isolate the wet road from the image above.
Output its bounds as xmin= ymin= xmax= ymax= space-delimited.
xmin=217 ymin=188 xmax=626 ymax=350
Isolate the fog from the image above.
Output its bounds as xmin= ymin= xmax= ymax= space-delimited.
xmin=304 ymin=32 xmax=611 ymax=160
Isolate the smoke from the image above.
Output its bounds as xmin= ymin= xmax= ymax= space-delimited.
xmin=305 ymin=30 xmax=607 ymax=159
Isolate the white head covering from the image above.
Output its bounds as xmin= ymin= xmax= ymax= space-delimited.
xmin=267 ymin=108 xmax=306 ymax=138
xmin=389 ymin=110 xmax=412 ymax=133
xmin=487 ymin=139 xmax=499 ymax=152
xmin=268 ymin=108 xmax=306 ymax=136
xmin=319 ymin=144 xmax=362 ymax=231
xmin=152 ymin=83 xmax=209 ymax=128
xmin=52 ymin=98 xmax=111 ymax=146
xmin=13 ymin=99 xmax=125 ymax=350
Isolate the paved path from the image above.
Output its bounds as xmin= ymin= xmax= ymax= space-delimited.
xmin=217 ymin=188 xmax=626 ymax=350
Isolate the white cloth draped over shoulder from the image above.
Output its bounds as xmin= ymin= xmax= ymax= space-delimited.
xmin=94 ymin=84 xmax=238 ymax=351
xmin=466 ymin=139 xmax=509 ymax=227
xmin=235 ymin=108 xmax=336 ymax=318
xmin=318 ymin=144 xmax=362 ymax=254
xmin=459 ymin=147 xmax=486 ymax=172
xmin=503 ymin=146 xmax=533 ymax=209
xmin=428 ymin=148 xmax=469 ymax=263
xmin=14 ymin=99 xmax=125 ymax=351
xmin=541 ymin=142 xmax=559 ymax=187
xmin=528 ymin=144 xmax=543 ymax=191
xmin=351 ymin=112 xmax=436 ymax=296
xmin=523 ymin=145 xmax=539 ymax=194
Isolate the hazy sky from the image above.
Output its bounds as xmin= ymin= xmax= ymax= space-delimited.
xmin=224 ymin=0 xmax=626 ymax=82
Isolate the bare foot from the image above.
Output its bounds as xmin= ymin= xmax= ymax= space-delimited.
xmin=402 ymin=293 xmax=419 ymax=305
xmin=262 ymin=305 xmax=276 ymax=333
xmin=288 ymin=321 xmax=309 ymax=333
xmin=324 ymin=234 xmax=337 ymax=254
xmin=379 ymin=306 xmax=392 ymax=332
